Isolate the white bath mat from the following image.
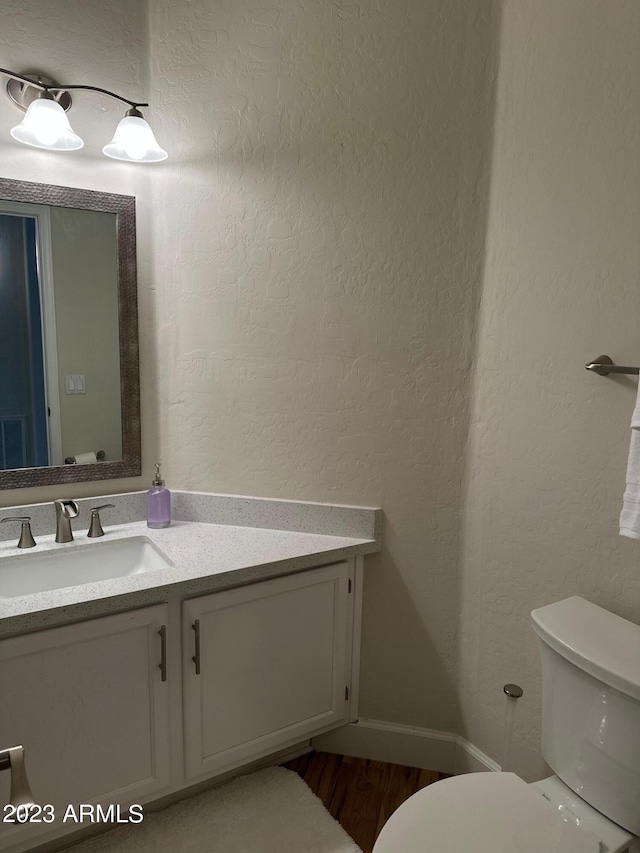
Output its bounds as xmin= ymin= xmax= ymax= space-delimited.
xmin=67 ymin=766 xmax=362 ymax=853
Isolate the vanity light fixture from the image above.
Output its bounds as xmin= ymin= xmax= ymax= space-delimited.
xmin=2 ymin=68 xmax=167 ymax=163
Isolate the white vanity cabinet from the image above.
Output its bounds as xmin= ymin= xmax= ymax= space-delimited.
xmin=0 ymin=559 xmax=360 ymax=852
xmin=0 ymin=604 xmax=171 ymax=850
xmin=182 ymin=561 xmax=353 ymax=780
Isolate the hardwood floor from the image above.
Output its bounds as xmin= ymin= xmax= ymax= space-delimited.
xmin=284 ymin=751 xmax=449 ymax=853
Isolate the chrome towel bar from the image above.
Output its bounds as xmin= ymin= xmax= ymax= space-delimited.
xmin=585 ymin=355 xmax=640 ymax=376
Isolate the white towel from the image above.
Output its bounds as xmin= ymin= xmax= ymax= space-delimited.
xmin=620 ymin=381 xmax=640 ymax=539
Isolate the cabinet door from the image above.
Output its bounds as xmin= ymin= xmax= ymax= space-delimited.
xmin=0 ymin=605 xmax=170 ymax=851
xmin=183 ymin=562 xmax=351 ymax=780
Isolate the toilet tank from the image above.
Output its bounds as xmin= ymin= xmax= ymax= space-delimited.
xmin=531 ymin=597 xmax=640 ymax=836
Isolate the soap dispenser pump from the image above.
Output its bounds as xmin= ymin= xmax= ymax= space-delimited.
xmin=147 ymin=463 xmax=171 ymax=529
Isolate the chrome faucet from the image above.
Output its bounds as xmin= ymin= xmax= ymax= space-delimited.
xmin=54 ymin=499 xmax=79 ymax=543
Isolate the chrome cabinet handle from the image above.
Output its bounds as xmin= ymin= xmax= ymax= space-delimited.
xmin=158 ymin=625 xmax=167 ymax=682
xmin=192 ymin=620 xmax=201 ymax=675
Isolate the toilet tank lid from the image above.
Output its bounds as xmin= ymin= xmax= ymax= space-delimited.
xmin=531 ymin=597 xmax=640 ymax=701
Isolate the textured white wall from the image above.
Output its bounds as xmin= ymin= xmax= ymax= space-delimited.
xmin=460 ymin=0 xmax=640 ymax=779
xmin=148 ymin=0 xmax=499 ymax=732
xmin=0 ymin=0 xmax=155 ymax=507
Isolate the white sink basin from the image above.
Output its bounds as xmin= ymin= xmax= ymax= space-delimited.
xmin=0 ymin=537 xmax=173 ymax=599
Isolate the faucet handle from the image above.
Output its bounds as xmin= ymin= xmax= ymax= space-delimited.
xmin=1 ymin=517 xmax=36 ymax=549
xmin=87 ymin=504 xmax=115 ymax=538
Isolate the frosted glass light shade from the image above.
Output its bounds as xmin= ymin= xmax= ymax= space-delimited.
xmin=10 ymin=98 xmax=84 ymax=151
xmin=102 ymin=115 xmax=167 ymax=162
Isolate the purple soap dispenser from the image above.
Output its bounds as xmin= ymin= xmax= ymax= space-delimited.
xmin=147 ymin=463 xmax=171 ymax=529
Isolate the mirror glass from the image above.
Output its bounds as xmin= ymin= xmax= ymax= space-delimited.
xmin=0 ymin=178 xmax=140 ymax=490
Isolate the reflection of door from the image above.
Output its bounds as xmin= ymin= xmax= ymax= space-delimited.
xmin=0 ymin=204 xmax=62 ymax=468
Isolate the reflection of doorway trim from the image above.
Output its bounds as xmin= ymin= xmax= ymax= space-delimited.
xmin=35 ymin=207 xmax=63 ymax=466
xmin=0 ymin=201 xmax=63 ymax=466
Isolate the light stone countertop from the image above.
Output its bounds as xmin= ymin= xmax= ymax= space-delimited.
xmin=0 ymin=519 xmax=379 ymax=638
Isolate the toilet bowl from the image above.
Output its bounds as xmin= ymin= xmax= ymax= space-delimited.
xmin=373 ymin=772 xmax=635 ymax=853
xmin=372 ymin=597 xmax=640 ymax=853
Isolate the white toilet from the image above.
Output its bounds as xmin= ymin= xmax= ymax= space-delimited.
xmin=373 ymin=596 xmax=640 ymax=853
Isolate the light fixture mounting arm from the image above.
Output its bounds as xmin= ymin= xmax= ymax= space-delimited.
xmin=1 ymin=67 xmax=148 ymax=111
xmin=47 ymin=84 xmax=148 ymax=110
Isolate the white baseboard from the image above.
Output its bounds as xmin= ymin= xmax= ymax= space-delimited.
xmin=453 ymin=735 xmax=500 ymax=774
xmin=312 ymin=719 xmax=500 ymax=776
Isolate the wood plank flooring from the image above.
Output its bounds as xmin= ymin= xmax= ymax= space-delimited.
xmin=284 ymin=751 xmax=449 ymax=853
